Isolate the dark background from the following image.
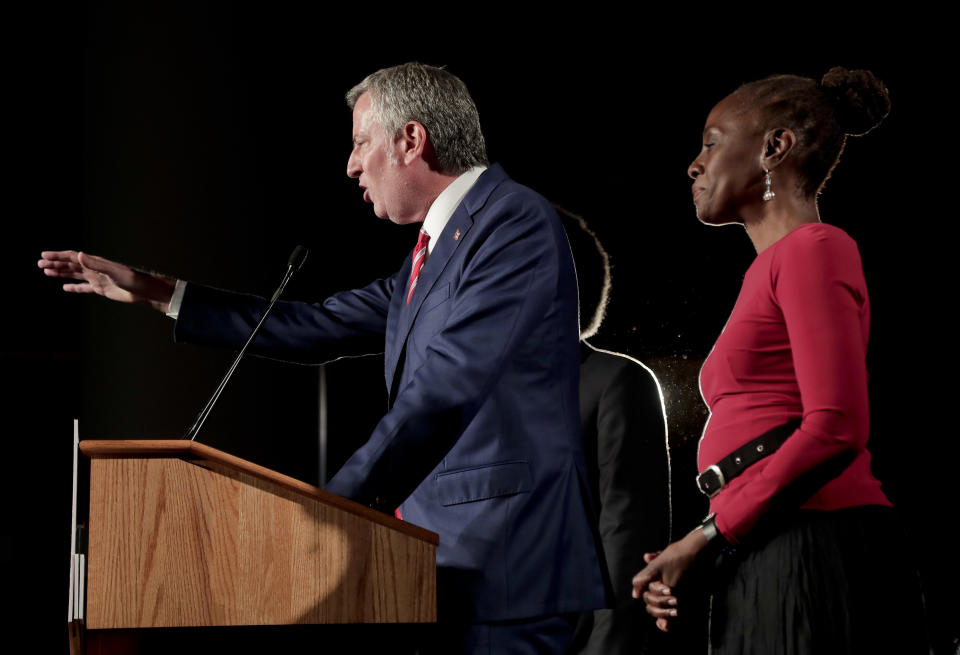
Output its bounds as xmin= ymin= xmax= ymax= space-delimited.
xmin=6 ymin=5 xmax=957 ymax=652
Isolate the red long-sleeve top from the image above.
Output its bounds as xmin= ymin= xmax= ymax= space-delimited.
xmin=698 ymin=223 xmax=890 ymax=544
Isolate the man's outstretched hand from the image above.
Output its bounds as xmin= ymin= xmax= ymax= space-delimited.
xmin=38 ymin=250 xmax=176 ymax=313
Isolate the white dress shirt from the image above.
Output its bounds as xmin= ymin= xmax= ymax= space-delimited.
xmin=420 ymin=166 xmax=485 ymax=254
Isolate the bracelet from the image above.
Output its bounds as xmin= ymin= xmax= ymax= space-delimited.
xmin=700 ymin=514 xmax=735 ymax=555
xmin=702 ymin=514 xmax=719 ymax=542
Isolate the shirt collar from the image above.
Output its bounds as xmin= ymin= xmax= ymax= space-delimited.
xmin=421 ymin=166 xmax=486 ymax=254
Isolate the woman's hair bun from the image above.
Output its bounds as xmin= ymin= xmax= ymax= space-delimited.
xmin=820 ymin=67 xmax=891 ymax=137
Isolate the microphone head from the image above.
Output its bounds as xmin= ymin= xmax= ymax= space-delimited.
xmin=288 ymin=245 xmax=309 ymax=272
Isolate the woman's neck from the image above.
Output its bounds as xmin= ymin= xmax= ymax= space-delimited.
xmin=743 ymin=192 xmax=821 ymax=253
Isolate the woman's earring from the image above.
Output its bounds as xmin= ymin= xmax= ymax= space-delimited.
xmin=763 ymin=169 xmax=776 ymax=202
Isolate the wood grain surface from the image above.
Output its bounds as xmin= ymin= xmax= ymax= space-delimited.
xmin=84 ymin=443 xmax=436 ymax=629
xmin=80 ymin=440 xmax=437 ymax=544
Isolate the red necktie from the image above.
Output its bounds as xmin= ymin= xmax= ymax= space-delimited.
xmin=406 ymin=229 xmax=430 ymax=305
xmin=397 ymin=230 xmax=430 ymax=521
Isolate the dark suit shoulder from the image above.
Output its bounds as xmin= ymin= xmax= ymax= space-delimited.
xmin=580 ymin=346 xmax=662 ymax=398
xmin=464 ymin=165 xmax=559 ymax=228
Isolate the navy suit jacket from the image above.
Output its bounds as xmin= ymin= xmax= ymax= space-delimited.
xmin=175 ymin=165 xmax=606 ymax=622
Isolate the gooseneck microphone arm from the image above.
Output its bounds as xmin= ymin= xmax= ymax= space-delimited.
xmin=184 ymin=245 xmax=310 ymax=442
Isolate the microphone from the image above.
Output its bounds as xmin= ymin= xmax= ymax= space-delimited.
xmin=184 ymin=245 xmax=310 ymax=441
xmin=288 ymin=244 xmax=309 ymax=272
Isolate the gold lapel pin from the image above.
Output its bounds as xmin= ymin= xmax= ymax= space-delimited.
xmin=454 ymin=228 xmax=461 ymax=241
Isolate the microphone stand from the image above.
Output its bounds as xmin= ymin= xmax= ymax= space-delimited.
xmin=184 ymin=246 xmax=309 ymax=441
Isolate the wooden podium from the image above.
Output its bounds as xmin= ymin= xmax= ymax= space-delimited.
xmin=76 ymin=440 xmax=437 ymax=652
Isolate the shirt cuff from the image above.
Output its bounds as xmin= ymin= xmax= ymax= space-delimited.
xmin=166 ymin=279 xmax=187 ymax=319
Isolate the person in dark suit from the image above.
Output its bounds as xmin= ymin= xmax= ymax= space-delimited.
xmin=558 ymin=209 xmax=672 ymax=655
xmin=40 ymin=63 xmax=605 ymax=655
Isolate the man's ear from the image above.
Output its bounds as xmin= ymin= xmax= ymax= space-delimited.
xmin=761 ymin=127 xmax=797 ymax=172
xmin=397 ymin=120 xmax=428 ymax=165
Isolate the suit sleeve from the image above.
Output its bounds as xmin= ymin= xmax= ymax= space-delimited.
xmin=715 ymin=228 xmax=871 ymax=542
xmin=325 ymin=193 xmax=569 ymax=508
xmin=173 ymin=272 xmax=399 ymax=364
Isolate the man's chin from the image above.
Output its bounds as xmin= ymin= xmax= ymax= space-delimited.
xmin=369 ymin=203 xmax=401 ymax=223
xmin=370 ymin=204 xmax=390 ymax=220
xmin=372 ymin=204 xmax=424 ymax=225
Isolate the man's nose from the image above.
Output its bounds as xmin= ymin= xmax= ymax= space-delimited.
xmin=347 ymin=149 xmax=361 ymax=178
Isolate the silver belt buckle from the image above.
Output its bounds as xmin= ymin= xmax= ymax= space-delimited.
xmin=697 ymin=464 xmax=726 ymax=498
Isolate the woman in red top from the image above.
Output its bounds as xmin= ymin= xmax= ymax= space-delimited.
xmin=632 ymin=68 xmax=927 ymax=653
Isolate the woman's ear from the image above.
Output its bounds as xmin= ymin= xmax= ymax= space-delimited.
xmin=761 ymin=127 xmax=797 ymax=171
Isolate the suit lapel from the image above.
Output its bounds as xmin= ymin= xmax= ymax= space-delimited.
xmin=384 ymin=165 xmax=509 ymax=402
xmin=385 ymin=206 xmax=473 ymax=401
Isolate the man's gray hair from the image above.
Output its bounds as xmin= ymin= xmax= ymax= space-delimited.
xmin=346 ymin=63 xmax=488 ymax=175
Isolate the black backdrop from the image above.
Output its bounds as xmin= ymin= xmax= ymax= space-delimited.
xmin=7 ymin=5 xmax=957 ymax=652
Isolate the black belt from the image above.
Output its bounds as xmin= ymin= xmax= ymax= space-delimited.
xmin=696 ymin=419 xmax=802 ymax=498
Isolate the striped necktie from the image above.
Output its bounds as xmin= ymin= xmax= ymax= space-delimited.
xmin=406 ymin=228 xmax=430 ymax=305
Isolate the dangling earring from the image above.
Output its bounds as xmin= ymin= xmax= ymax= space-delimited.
xmin=763 ymin=169 xmax=776 ymax=202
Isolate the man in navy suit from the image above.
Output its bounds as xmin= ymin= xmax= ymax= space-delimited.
xmin=40 ymin=63 xmax=605 ymax=654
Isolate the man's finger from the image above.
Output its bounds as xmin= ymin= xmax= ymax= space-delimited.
xmin=42 ymin=264 xmax=85 ymax=279
xmin=38 ymin=258 xmax=78 ymax=270
xmin=63 ymin=283 xmax=95 ymax=294
xmin=40 ymin=250 xmax=80 ymax=262
xmin=77 ymin=252 xmax=113 ymax=274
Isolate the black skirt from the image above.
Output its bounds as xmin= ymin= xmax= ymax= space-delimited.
xmin=707 ymin=506 xmax=929 ymax=655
